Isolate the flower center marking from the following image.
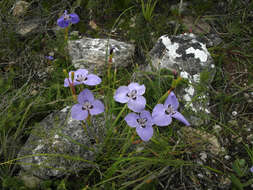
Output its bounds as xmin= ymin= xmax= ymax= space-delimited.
xmin=82 ymin=101 xmax=93 ymax=110
xmin=63 ymin=13 xmax=70 ymax=21
xmin=76 ymin=74 xmax=88 ymax=82
xmin=165 ymin=104 xmax=176 ymax=115
xmin=127 ymin=90 xmax=137 ymax=100
xmin=137 ymin=118 xmax=147 ymax=128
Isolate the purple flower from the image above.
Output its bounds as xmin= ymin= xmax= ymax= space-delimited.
xmin=250 ymin=166 xmax=253 ymax=173
xmin=114 ymin=82 xmax=146 ymax=112
xmin=71 ymin=89 xmax=104 ymax=120
xmin=125 ymin=110 xmax=153 ymax=141
xmin=152 ymin=92 xmax=190 ymax=126
xmin=45 ymin=55 xmax=54 ymax=60
xmin=57 ymin=10 xmax=80 ymax=28
xmin=64 ymin=69 xmax=101 ymax=87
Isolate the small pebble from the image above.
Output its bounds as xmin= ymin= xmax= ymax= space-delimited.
xmin=196 ymin=159 xmax=203 ymax=165
xmin=244 ymin=93 xmax=250 ymax=99
xmin=200 ymin=152 xmax=207 ymax=162
xmin=224 ymin=155 xmax=230 ymax=160
xmin=49 ymin=52 xmax=54 ymax=56
xmin=232 ymin=111 xmax=237 ymax=116
xmin=228 ymin=120 xmax=238 ymax=126
xmin=136 ymin=146 xmax=144 ymax=152
xmin=31 ymin=90 xmax=38 ymax=96
xmin=236 ymin=137 xmax=243 ymax=143
xmin=247 ymin=134 xmax=253 ymax=141
xmin=213 ymin=124 xmax=222 ymax=133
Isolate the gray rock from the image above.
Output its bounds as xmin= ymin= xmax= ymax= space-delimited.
xmin=12 ymin=0 xmax=30 ymax=17
xmin=19 ymin=106 xmax=106 ymax=179
xmin=17 ymin=21 xmax=39 ymax=36
xmin=181 ymin=126 xmax=223 ymax=155
xmin=135 ymin=33 xmax=216 ymax=126
xmin=68 ymin=37 xmax=135 ymax=75
xmin=19 ymin=172 xmax=41 ymax=189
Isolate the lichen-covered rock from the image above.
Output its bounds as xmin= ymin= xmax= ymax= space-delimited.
xmin=68 ymin=37 xmax=135 ymax=75
xmin=17 ymin=21 xmax=39 ymax=36
xmin=135 ymin=33 xmax=215 ymax=126
xmin=180 ymin=126 xmax=224 ymax=155
xmin=12 ymin=0 xmax=30 ymax=17
xmin=18 ymin=106 xmax=106 ymax=179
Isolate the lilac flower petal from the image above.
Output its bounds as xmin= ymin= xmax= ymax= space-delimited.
xmin=64 ymin=70 xmax=75 ymax=87
xmin=250 ymin=166 xmax=253 ymax=173
xmin=84 ymin=74 xmax=102 ymax=86
xmin=172 ymin=112 xmax=190 ymax=126
xmin=78 ymin=89 xmax=94 ymax=104
xmin=124 ymin=113 xmax=139 ymax=128
xmin=69 ymin=13 xmax=80 ymax=24
xmin=128 ymin=96 xmax=146 ymax=112
xmin=114 ymin=86 xmax=129 ymax=103
xmin=136 ymin=126 xmax=153 ymax=141
xmin=89 ymin=100 xmax=104 ymax=115
xmin=152 ymin=114 xmax=172 ymax=126
xmin=164 ymin=92 xmax=179 ymax=110
xmin=71 ymin=104 xmax=88 ymax=120
xmin=128 ymin=83 xmax=145 ymax=96
xmin=45 ymin=56 xmax=54 ymax=60
xmin=57 ymin=16 xmax=69 ymax=28
xmin=64 ymin=78 xmax=70 ymax=87
xmin=64 ymin=78 xmax=81 ymax=87
xmin=75 ymin=69 xmax=88 ymax=77
xmin=140 ymin=110 xmax=152 ymax=124
xmin=152 ymin=104 xmax=165 ymax=117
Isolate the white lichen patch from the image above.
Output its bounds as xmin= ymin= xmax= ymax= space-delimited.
xmin=61 ymin=106 xmax=69 ymax=113
xmin=187 ymin=86 xmax=195 ymax=96
xmin=205 ymin=108 xmax=210 ymax=114
xmin=54 ymin=134 xmax=59 ymax=139
xmin=183 ymin=94 xmax=191 ymax=102
xmin=183 ymin=93 xmax=197 ymax=112
xmin=186 ymin=47 xmax=208 ymax=62
xmin=160 ymin=36 xmax=181 ymax=60
xmin=68 ymin=117 xmax=73 ymax=124
xmin=193 ymin=74 xmax=200 ymax=83
xmin=180 ymin=71 xmax=190 ymax=79
xmin=52 ymin=140 xmax=60 ymax=145
xmin=34 ymin=144 xmax=44 ymax=152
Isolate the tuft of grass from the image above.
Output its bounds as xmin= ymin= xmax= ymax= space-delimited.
xmin=139 ymin=0 xmax=157 ymax=23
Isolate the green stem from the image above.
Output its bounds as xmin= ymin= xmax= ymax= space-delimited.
xmin=64 ymin=27 xmax=69 ymax=42
xmin=67 ymin=78 xmax=77 ymax=101
xmin=112 ymin=104 xmax=128 ymax=127
xmin=107 ymin=58 xmax=112 ymax=84
xmin=82 ymin=120 xmax=88 ymax=134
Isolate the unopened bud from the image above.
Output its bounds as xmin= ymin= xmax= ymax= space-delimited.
xmin=63 ymin=69 xmax=68 ymax=77
xmin=173 ymin=70 xmax=178 ymax=79
xmin=71 ymin=71 xmax=75 ymax=82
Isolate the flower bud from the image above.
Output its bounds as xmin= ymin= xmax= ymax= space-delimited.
xmin=71 ymin=71 xmax=75 ymax=82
